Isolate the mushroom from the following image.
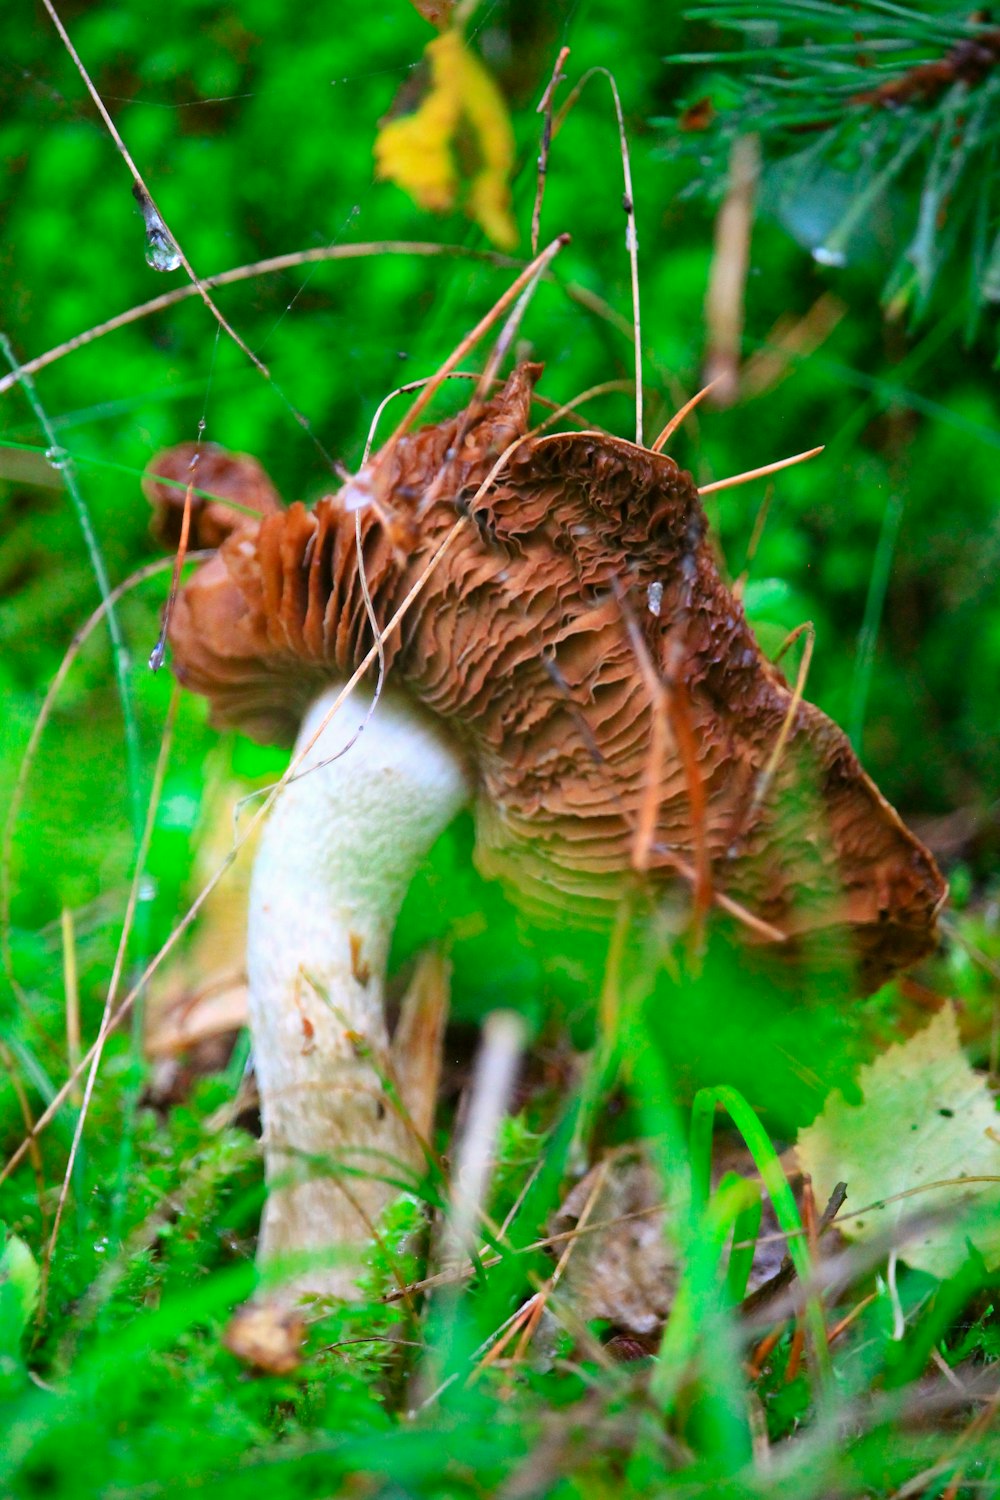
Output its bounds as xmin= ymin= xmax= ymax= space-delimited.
xmin=147 ymin=363 xmax=945 ymax=1298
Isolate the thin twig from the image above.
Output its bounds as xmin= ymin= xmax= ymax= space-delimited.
xmin=531 ymin=47 xmax=571 ymax=254
xmin=0 ymin=243 xmax=515 ymax=399
xmin=377 ymin=235 xmax=569 ymax=459
xmin=509 ymin=1158 xmax=609 ymax=1370
xmin=472 ymin=1295 xmax=540 ymax=1379
xmin=61 ymin=908 xmax=81 ymax=1108
xmin=39 ymin=0 xmax=268 ymax=380
xmin=826 ymin=1291 xmax=878 ymax=1346
xmin=742 ymin=1180 xmax=847 ymax=1318
xmin=411 ymin=1297 xmax=540 ymax=1414
xmin=148 ymin=471 xmax=195 ymax=673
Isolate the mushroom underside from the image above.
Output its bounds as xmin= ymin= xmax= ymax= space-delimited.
xmin=164 ymin=363 xmax=944 ymax=993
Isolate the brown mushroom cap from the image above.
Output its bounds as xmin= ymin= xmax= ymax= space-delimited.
xmin=143 ymin=442 xmax=283 ymax=551
xmin=156 ymin=364 xmax=946 ymax=993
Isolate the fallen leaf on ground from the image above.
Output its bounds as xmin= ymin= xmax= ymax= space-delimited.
xmin=550 ymin=1141 xmax=808 ymax=1336
xmin=551 ymin=1149 xmax=678 ymax=1336
xmin=797 ymin=1004 xmax=1000 ymax=1280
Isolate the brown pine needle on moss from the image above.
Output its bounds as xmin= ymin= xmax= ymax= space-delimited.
xmin=650 ymin=378 xmax=721 ymax=455
xmin=699 ymin=446 xmax=824 ymax=496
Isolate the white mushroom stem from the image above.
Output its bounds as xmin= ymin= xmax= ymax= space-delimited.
xmin=248 ymin=682 xmax=470 ymax=1300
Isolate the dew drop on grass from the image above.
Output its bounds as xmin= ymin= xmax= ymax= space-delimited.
xmin=812 ymin=244 xmax=846 ymax=269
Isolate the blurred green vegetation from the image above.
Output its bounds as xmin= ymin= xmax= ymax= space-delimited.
xmin=1 ymin=0 xmax=999 ymax=1496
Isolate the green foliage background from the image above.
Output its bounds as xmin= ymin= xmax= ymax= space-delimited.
xmin=1 ymin=1 xmax=999 ymax=1495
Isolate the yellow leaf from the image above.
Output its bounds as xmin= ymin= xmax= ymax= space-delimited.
xmin=375 ymin=28 xmax=517 ymax=249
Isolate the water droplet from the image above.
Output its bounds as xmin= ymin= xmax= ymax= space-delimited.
xmin=138 ymin=875 xmax=158 ymax=903
xmin=647 ymin=581 xmax=663 ymax=617
xmin=340 ymin=469 xmax=374 ymax=513
xmin=144 ymin=225 xmax=182 ymax=273
xmin=133 ymin=184 xmax=182 ymax=273
xmin=45 ymin=444 xmax=69 ymax=470
xmin=159 ymin=793 xmax=199 ymax=831
xmin=811 ymin=244 xmax=846 ymax=269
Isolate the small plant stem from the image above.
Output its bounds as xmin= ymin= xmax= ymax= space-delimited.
xmin=703 ymin=135 xmax=759 ymax=408
xmin=784 ymin=1321 xmax=806 ymax=1382
xmin=39 ymin=685 xmax=180 ymax=1311
xmin=733 ymin=483 xmax=774 ymax=600
xmin=505 ymin=1158 xmax=610 ymax=1380
xmin=413 ymin=1012 xmax=526 ymax=1404
xmin=531 ymin=47 xmax=571 ymax=254
xmin=1 ymin=556 xmax=206 ymax=1011
xmin=0 ymin=1039 xmax=48 ymax=1243
xmin=61 ymin=908 xmax=81 ymax=1107
xmin=440 ymin=1011 xmax=526 ymax=1268
xmin=550 ymin=68 xmax=643 ymax=442
xmin=0 ymin=334 xmax=144 ymax=847
xmin=690 ymin=1086 xmax=833 ymax=1388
